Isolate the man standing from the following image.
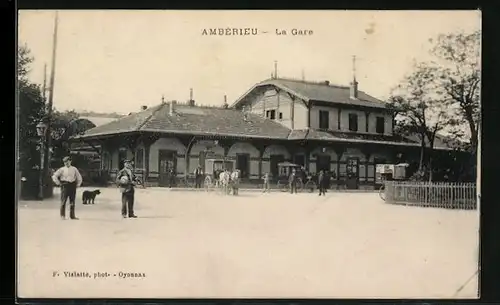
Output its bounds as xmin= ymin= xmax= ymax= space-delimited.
xmin=289 ymin=168 xmax=297 ymax=194
xmin=52 ymin=156 xmax=83 ymax=220
xmin=167 ymin=162 xmax=175 ymax=188
xmin=116 ymin=159 xmax=138 ymax=218
xmin=194 ymin=166 xmax=203 ymax=188
xmin=318 ymin=170 xmax=326 ymax=196
xmin=262 ymin=172 xmax=270 ymax=193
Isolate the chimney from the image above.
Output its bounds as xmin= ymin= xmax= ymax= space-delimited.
xmin=222 ymin=95 xmax=228 ymax=109
xmin=188 ymin=88 xmax=195 ymax=106
xmin=170 ymin=100 xmax=177 ymax=115
xmin=141 ymin=105 xmax=147 ymax=111
xmin=350 ymin=55 xmax=359 ymax=99
xmin=350 ymin=79 xmax=358 ymax=99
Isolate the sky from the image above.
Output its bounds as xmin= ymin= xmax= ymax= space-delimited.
xmin=18 ymin=10 xmax=481 ymax=114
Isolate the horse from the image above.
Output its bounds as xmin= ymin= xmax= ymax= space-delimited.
xmin=230 ymin=170 xmax=240 ymax=195
xmin=219 ymin=170 xmax=231 ymax=195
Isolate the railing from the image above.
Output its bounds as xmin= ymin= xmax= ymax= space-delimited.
xmin=384 ymin=181 xmax=477 ymax=210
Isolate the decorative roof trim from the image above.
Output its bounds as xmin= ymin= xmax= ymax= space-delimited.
xmin=73 ymin=129 xmax=290 ymax=141
xmin=231 ymin=78 xmax=390 ymax=109
xmin=72 ymin=128 xmax=452 ymax=150
xmin=304 ymin=136 xmax=454 ymax=150
xmin=231 ymin=81 xmax=311 ymax=108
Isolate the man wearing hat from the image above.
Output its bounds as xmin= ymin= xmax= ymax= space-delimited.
xmin=52 ymin=156 xmax=83 ymax=220
xmin=116 ymin=159 xmax=138 ymax=218
xmin=194 ymin=165 xmax=203 ymax=189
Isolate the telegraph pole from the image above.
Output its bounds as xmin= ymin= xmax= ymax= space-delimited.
xmin=42 ymin=11 xmax=59 ymax=198
xmin=42 ymin=63 xmax=47 ymax=102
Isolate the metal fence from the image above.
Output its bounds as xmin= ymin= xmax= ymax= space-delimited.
xmin=384 ymin=181 xmax=477 ymax=210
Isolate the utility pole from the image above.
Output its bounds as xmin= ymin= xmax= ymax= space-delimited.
xmin=352 ymin=55 xmax=357 ymax=81
xmin=42 ymin=11 xmax=59 ymax=198
xmin=42 ymin=63 xmax=47 ymax=102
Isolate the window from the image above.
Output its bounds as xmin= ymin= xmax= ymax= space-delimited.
xmin=266 ymin=110 xmax=276 ymax=119
xmin=135 ymin=148 xmax=144 ymax=169
xmin=348 ymin=113 xmax=358 ymax=131
xmin=319 ymin=110 xmax=329 ymax=129
xmin=376 ymin=117 xmax=385 ymax=134
xmin=279 ymin=112 xmax=283 ymax=120
xmin=269 ymin=110 xmax=276 ymax=119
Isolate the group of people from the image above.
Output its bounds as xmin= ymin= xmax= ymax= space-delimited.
xmin=52 ymin=156 xmax=139 ymax=220
xmin=51 ymin=155 xmax=338 ymax=221
xmin=282 ymin=167 xmax=334 ymax=195
xmin=210 ymin=168 xmax=241 ymax=195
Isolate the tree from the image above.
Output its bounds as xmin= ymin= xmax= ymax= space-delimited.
xmin=49 ymin=109 xmax=82 ymax=164
xmin=18 ymin=44 xmax=34 ymax=85
xmin=429 ymin=31 xmax=480 ymax=153
xmin=389 ymin=61 xmax=448 ymax=181
xmin=17 ymin=44 xmax=46 ymax=172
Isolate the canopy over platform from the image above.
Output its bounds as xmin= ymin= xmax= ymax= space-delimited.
xmin=278 ymin=162 xmax=303 ymax=168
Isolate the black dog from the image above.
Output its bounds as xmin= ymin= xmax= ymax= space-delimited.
xmin=82 ymin=190 xmax=101 ymax=205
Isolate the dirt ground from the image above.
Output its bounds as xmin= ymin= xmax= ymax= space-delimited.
xmin=17 ymin=187 xmax=479 ymax=299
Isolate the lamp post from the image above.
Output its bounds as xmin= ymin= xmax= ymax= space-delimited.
xmin=36 ymin=119 xmax=48 ymax=199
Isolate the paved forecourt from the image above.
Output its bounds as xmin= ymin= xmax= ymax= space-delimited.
xmin=17 ymin=187 xmax=479 ymax=299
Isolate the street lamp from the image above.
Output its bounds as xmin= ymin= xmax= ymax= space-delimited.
xmin=36 ymin=119 xmax=48 ymax=199
xmin=36 ymin=120 xmax=48 ymax=137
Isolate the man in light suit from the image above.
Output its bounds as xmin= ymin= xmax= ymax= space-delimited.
xmin=52 ymin=156 xmax=83 ymax=220
xmin=116 ymin=159 xmax=138 ymax=218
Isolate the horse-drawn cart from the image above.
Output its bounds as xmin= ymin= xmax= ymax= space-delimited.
xmin=204 ymin=158 xmax=235 ymax=189
xmin=276 ymin=162 xmax=305 ymax=192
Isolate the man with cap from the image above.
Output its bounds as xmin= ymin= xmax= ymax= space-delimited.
xmin=194 ymin=165 xmax=203 ymax=189
xmin=52 ymin=156 xmax=83 ymax=220
xmin=116 ymin=159 xmax=138 ymax=218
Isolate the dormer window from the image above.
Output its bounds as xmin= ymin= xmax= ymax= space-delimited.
xmin=266 ymin=109 xmax=276 ymax=120
xmin=348 ymin=113 xmax=358 ymax=132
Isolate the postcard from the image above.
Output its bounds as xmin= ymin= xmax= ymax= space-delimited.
xmin=17 ymin=10 xmax=481 ymax=299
